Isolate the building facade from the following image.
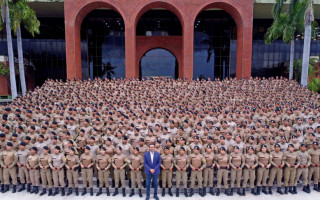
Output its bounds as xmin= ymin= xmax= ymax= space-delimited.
xmin=0 ymin=0 xmax=320 ymax=88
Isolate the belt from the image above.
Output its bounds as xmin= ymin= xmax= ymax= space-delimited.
xmin=220 ymin=166 xmax=228 ymax=169
xmin=206 ymin=166 xmax=213 ymax=168
xmin=83 ymin=166 xmax=92 ymax=169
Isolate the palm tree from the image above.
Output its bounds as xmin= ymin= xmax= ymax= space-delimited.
xmin=11 ymin=0 xmax=40 ymax=96
xmin=265 ymin=0 xmax=307 ymax=80
xmin=1 ymin=0 xmax=17 ymax=99
xmin=301 ymin=0 xmax=314 ymax=87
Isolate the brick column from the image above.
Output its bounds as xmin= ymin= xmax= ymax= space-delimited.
xmin=125 ymin=22 xmax=137 ymax=79
xmin=182 ymin=20 xmax=194 ymax=79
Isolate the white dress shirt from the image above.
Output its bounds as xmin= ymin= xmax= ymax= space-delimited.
xmin=150 ymin=151 xmax=154 ymax=164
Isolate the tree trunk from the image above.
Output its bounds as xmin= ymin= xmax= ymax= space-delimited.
xmin=289 ymin=40 xmax=294 ymax=80
xmin=5 ymin=3 xmax=17 ymax=99
xmin=301 ymin=1 xmax=313 ymax=87
xmin=17 ymin=25 xmax=26 ymax=96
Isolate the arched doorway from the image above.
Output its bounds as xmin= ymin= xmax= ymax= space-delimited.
xmin=140 ymin=48 xmax=178 ymax=79
xmin=193 ymin=9 xmax=237 ymax=80
xmin=81 ymin=9 xmax=125 ymax=80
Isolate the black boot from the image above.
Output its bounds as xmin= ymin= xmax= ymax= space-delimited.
xmin=256 ymin=186 xmax=261 ymax=195
xmin=307 ymin=184 xmax=311 ymax=193
xmin=262 ymin=186 xmax=268 ymax=195
xmin=66 ymin=188 xmax=72 ymax=196
xmin=2 ymin=185 xmax=9 ymax=193
xmin=90 ymin=188 xmax=93 ymax=196
xmin=199 ymin=188 xmax=203 ymax=197
xmin=106 ymin=188 xmax=110 ymax=196
xmin=61 ymin=187 xmax=65 ymax=196
xmin=30 ymin=186 xmax=36 ymax=194
xmin=277 ymin=187 xmax=284 ymax=195
xmin=230 ymin=188 xmax=234 ymax=196
xmin=81 ymin=188 xmax=87 ymax=196
xmin=303 ymin=186 xmax=308 ymax=193
xmin=289 ymin=186 xmax=293 ymax=194
xmin=251 ymin=188 xmax=256 ymax=195
xmin=48 ymin=188 xmax=52 ymax=196
xmin=12 ymin=185 xmax=16 ymax=193
xmin=129 ymin=189 xmax=135 ymax=197
xmin=237 ymin=188 xmax=241 ymax=196
xmin=139 ymin=189 xmax=143 ymax=197
xmin=176 ymin=188 xmax=179 ymax=197
xmin=52 ymin=187 xmax=59 ymax=196
xmin=112 ymin=188 xmax=118 ymax=196
xmin=162 ymin=188 xmax=165 ymax=197
xmin=34 ymin=186 xmax=38 ymax=194
xmin=225 ymin=188 xmax=231 ymax=196
xmin=210 ymin=187 xmax=215 ymax=195
xmin=75 ymin=188 xmax=79 ymax=196
xmin=284 ymin=186 xmax=288 ymax=194
xmin=18 ymin=184 xmax=25 ymax=192
xmin=168 ymin=188 xmax=173 ymax=196
xmin=122 ymin=188 xmax=126 ymax=197
xmin=242 ymin=188 xmax=246 ymax=196
xmin=293 ymin=186 xmax=297 ymax=194
xmin=184 ymin=188 xmax=188 ymax=197
xmin=203 ymin=188 xmax=207 ymax=196
xmin=27 ymin=183 xmax=31 ymax=192
xmin=40 ymin=188 xmax=46 ymax=196
xmin=216 ymin=188 xmax=220 ymax=196
xmin=96 ymin=188 xmax=102 ymax=196
xmin=189 ymin=188 xmax=194 ymax=197
xmin=268 ymin=186 xmax=273 ymax=195
xmin=314 ymin=184 xmax=320 ymax=192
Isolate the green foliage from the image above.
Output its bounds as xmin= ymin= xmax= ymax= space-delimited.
xmin=0 ymin=62 xmax=9 ymax=76
xmin=308 ymin=78 xmax=320 ymax=93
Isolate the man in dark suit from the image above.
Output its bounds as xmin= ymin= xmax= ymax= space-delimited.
xmin=144 ymin=143 xmax=161 ymax=200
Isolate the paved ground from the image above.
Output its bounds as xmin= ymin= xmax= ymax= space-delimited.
xmin=1 ymin=189 xmax=320 ymax=200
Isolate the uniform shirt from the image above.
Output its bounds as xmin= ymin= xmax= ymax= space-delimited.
xmin=96 ymin=154 xmax=111 ymax=169
xmin=128 ymin=154 xmax=143 ymax=169
xmin=39 ymin=153 xmax=51 ymax=168
xmin=307 ymin=148 xmax=320 ymax=165
xmin=257 ymin=152 xmax=270 ymax=166
xmin=49 ymin=153 xmax=66 ymax=168
xmin=215 ymin=153 xmax=229 ymax=166
xmin=284 ymin=151 xmax=300 ymax=166
xmin=229 ymin=152 xmax=245 ymax=168
xmin=112 ymin=154 xmax=127 ymax=168
xmin=174 ymin=154 xmax=189 ymax=169
xmin=269 ymin=151 xmax=284 ymax=166
xmin=27 ymin=154 xmax=39 ymax=168
xmin=297 ymin=150 xmax=311 ymax=166
xmin=80 ymin=153 xmax=94 ymax=167
xmin=203 ymin=152 xmax=215 ymax=167
xmin=244 ymin=153 xmax=258 ymax=167
xmin=66 ymin=154 xmax=80 ymax=168
xmin=0 ymin=150 xmax=18 ymax=167
xmin=160 ymin=153 xmax=173 ymax=169
xmin=17 ymin=149 xmax=30 ymax=165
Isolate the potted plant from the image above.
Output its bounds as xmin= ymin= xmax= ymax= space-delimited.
xmin=0 ymin=62 xmax=10 ymax=96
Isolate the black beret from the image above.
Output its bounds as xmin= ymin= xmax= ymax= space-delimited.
xmin=43 ymin=146 xmax=49 ymax=150
xmin=31 ymin=147 xmax=38 ymax=152
xmin=85 ymin=146 xmax=91 ymax=150
xmin=20 ymin=142 xmax=26 ymax=146
xmin=100 ymin=146 xmax=106 ymax=151
xmin=55 ymin=146 xmax=61 ymax=150
xmin=194 ymin=146 xmax=200 ymax=150
xmin=7 ymin=142 xmax=13 ymax=146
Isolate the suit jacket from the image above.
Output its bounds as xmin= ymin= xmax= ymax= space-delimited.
xmin=144 ymin=151 xmax=161 ymax=175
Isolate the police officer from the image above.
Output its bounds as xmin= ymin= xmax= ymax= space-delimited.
xmin=215 ymin=147 xmax=230 ymax=196
xmin=49 ymin=145 xmax=66 ymax=196
xmin=160 ymin=146 xmax=173 ymax=197
xmin=0 ymin=142 xmax=18 ymax=193
xmin=96 ymin=146 xmax=112 ymax=196
xmin=243 ymin=146 xmax=258 ymax=195
xmin=112 ymin=146 xmax=127 ymax=197
xmin=229 ymin=145 xmax=245 ymax=196
xmin=307 ymin=141 xmax=320 ymax=192
xmin=66 ymin=147 xmax=80 ymax=196
xmin=17 ymin=142 xmax=31 ymax=192
xmin=188 ymin=145 xmax=206 ymax=197
xmin=203 ymin=144 xmax=215 ymax=196
xmin=284 ymin=143 xmax=300 ymax=194
xmin=174 ymin=146 xmax=189 ymax=197
xmin=256 ymin=144 xmax=271 ymax=195
xmin=80 ymin=145 xmax=94 ymax=196
xmin=269 ymin=143 xmax=285 ymax=195
xmin=128 ymin=147 xmax=143 ymax=197
xmin=27 ymin=147 xmax=40 ymax=194
xmin=295 ymin=143 xmax=311 ymax=193
xmin=39 ymin=146 xmax=53 ymax=196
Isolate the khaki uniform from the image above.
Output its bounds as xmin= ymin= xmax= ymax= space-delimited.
xmin=160 ymin=154 xmax=173 ymax=188
xmin=216 ymin=153 xmax=229 ymax=189
xmin=112 ymin=154 xmax=127 ymax=188
xmin=189 ymin=153 xmax=206 ymax=188
xmin=66 ymin=154 xmax=80 ymax=187
xmin=80 ymin=153 xmax=94 ymax=188
xmin=229 ymin=152 xmax=245 ymax=188
xmin=27 ymin=154 xmax=40 ymax=186
xmin=0 ymin=150 xmax=18 ymax=185
xmin=203 ymin=152 xmax=215 ymax=188
xmin=269 ymin=151 xmax=284 ymax=187
xmin=257 ymin=152 xmax=270 ymax=186
xmin=174 ymin=154 xmax=188 ymax=189
xmin=39 ymin=153 xmax=52 ymax=188
xmin=308 ymin=148 xmax=320 ymax=184
xmin=128 ymin=154 xmax=143 ymax=189
xmin=295 ymin=150 xmax=311 ymax=186
xmin=96 ymin=154 xmax=111 ymax=188
xmin=284 ymin=151 xmax=300 ymax=186
xmin=49 ymin=153 xmax=66 ymax=187
xmin=17 ymin=149 xmax=30 ymax=184
xmin=243 ymin=154 xmax=258 ymax=188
